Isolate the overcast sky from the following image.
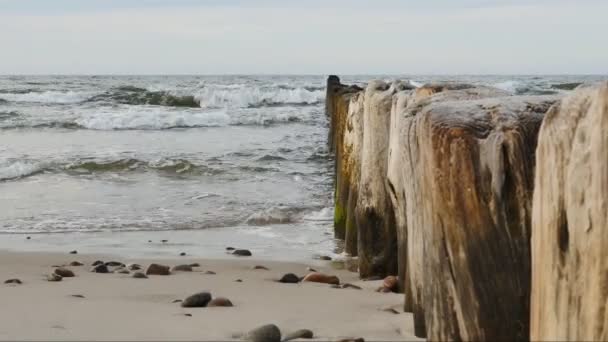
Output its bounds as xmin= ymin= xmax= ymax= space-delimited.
xmin=0 ymin=0 xmax=606 ymax=75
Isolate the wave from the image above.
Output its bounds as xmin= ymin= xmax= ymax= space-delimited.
xmin=193 ymin=86 xmax=324 ymax=109
xmin=492 ymin=80 xmax=558 ymax=95
xmin=0 ymin=90 xmax=95 ymax=104
xmin=551 ymin=82 xmax=583 ymax=90
xmin=88 ymin=87 xmax=201 ymax=108
xmin=0 ymin=161 xmax=45 ymax=181
xmin=74 ymin=109 xmax=230 ymax=130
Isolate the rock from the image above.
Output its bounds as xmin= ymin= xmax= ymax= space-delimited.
xmin=148 ymin=240 xmax=152 ymax=243
xmin=382 ymin=275 xmax=398 ymax=292
xmin=330 ymin=284 xmax=341 ymax=289
xmin=282 ymin=329 xmax=314 ymax=341
xmin=71 ymin=294 xmax=85 ymax=298
xmin=279 ymin=273 xmax=300 ymax=284
xmin=47 ymin=273 xmax=62 ymax=282
xmin=226 ymin=247 xmax=235 ymax=251
xmin=181 ymin=292 xmax=212 ymax=308
xmin=54 ymin=267 xmax=75 ymax=278
xmin=26 ymin=236 xmax=31 ymax=240
xmin=207 ymin=297 xmax=233 ymax=307
xmin=69 ymin=261 xmax=84 ymax=266
xmin=105 ymin=261 xmax=124 ymax=267
xmin=318 ymin=255 xmax=332 ymax=261
xmin=336 ymin=338 xmax=364 ymax=342
xmin=183 ymin=313 xmax=192 ymax=317
xmin=253 ymin=265 xmax=269 ymax=270
xmin=171 ymin=264 xmax=193 ymax=272
xmin=4 ymin=279 xmax=22 ymax=284
xmin=235 ymin=279 xmax=243 ymax=282
xmin=179 ymin=252 xmax=186 ymax=256
xmin=91 ymin=264 xmax=109 ymax=273
xmin=161 ymin=239 xmax=168 ymax=243
xmin=92 ymin=260 xmax=104 ymax=266
xmin=69 ymin=250 xmax=77 ymax=254
xmin=232 ymin=249 xmax=252 ymax=257
xmin=302 ymin=272 xmax=340 ymax=285
xmin=172 ymin=299 xmax=182 ymax=303
xmin=244 ymin=324 xmax=281 ymax=342
xmin=342 ymin=283 xmax=362 ymax=290
xmin=126 ymin=263 xmax=142 ymax=271
xmin=132 ymin=272 xmax=147 ymax=279
xmin=145 ymin=263 xmax=170 ymax=276
xmin=530 ymin=82 xmax=608 ymax=341
xmin=382 ymin=307 xmax=400 ymax=314
xmin=189 ymin=263 xmax=200 ymax=267
xmin=204 ymin=270 xmax=216 ymax=275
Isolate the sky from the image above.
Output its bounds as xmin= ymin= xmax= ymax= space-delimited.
xmin=0 ymin=0 xmax=606 ymax=75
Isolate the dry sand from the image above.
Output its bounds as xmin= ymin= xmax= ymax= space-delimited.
xmin=0 ymin=251 xmax=420 ymax=341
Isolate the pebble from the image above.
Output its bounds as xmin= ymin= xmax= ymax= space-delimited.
xmin=279 ymin=273 xmax=300 ymax=284
xmin=225 ymin=247 xmax=235 ymax=251
xmin=69 ymin=261 xmax=84 ymax=266
xmin=179 ymin=252 xmax=186 ymax=256
xmin=132 ymin=272 xmax=148 ymax=279
xmin=244 ymin=324 xmax=281 ymax=342
xmin=26 ymin=236 xmax=31 ymax=240
xmin=319 ymin=255 xmax=332 ymax=261
xmin=381 ymin=308 xmax=400 ymax=314
xmin=184 ymin=313 xmax=192 ymax=317
xmin=161 ymin=239 xmax=168 ymax=243
xmin=235 ymin=279 xmax=243 ymax=282
xmin=342 ymin=283 xmax=362 ymax=290
xmin=336 ymin=339 xmax=365 ymax=342
xmin=171 ymin=264 xmax=193 ymax=272
xmin=91 ymin=264 xmax=109 ymax=273
xmin=69 ymin=250 xmax=78 ymax=255
xmin=105 ymin=261 xmax=125 ymax=267
xmin=383 ymin=275 xmax=399 ymax=292
xmin=4 ymin=278 xmax=22 ymax=284
xmin=47 ymin=273 xmax=62 ymax=282
xmin=232 ymin=249 xmax=252 ymax=257
xmin=207 ymin=297 xmax=233 ymax=307
xmin=302 ymin=272 xmax=340 ymax=285
xmin=253 ymin=265 xmax=269 ymax=270
xmin=148 ymin=240 xmax=152 ymax=243
xmin=54 ymin=267 xmax=75 ymax=278
xmin=145 ymin=263 xmax=170 ymax=276
xmin=171 ymin=299 xmax=183 ymax=303
xmin=282 ymin=329 xmax=314 ymax=341
xmin=92 ymin=260 xmax=105 ymax=266
xmin=127 ymin=263 xmax=142 ymax=271
xmin=71 ymin=294 xmax=85 ymax=298
xmin=181 ymin=292 xmax=212 ymax=308
xmin=204 ymin=270 xmax=216 ymax=275
xmin=189 ymin=263 xmax=200 ymax=267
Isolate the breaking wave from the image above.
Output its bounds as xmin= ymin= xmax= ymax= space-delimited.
xmin=0 ymin=90 xmax=96 ymax=104
xmin=0 ymin=161 xmax=45 ymax=181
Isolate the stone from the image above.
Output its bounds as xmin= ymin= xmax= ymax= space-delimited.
xmin=207 ymin=297 xmax=233 ymax=307
xmin=54 ymin=267 xmax=75 ymax=278
xmin=4 ymin=279 xmax=22 ymax=284
xmin=302 ymin=272 xmax=340 ymax=285
xmin=318 ymin=255 xmax=332 ymax=261
xmin=184 ymin=313 xmax=192 ymax=317
xmin=69 ymin=250 xmax=77 ymax=254
xmin=189 ymin=263 xmax=200 ymax=267
xmin=71 ymin=294 xmax=85 ymax=298
xmin=91 ymin=264 xmax=109 ymax=273
xmin=171 ymin=264 xmax=193 ymax=272
xmin=181 ymin=292 xmax=212 ymax=308
xmin=342 ymin=283 xmax=362 ymax=290
xmin=69 ymin=261 xmax=84 ymax=266
xmin=105 ymin=261 xmax=124 ymax=267
xmin=132 ymin=272 xmax=147 ymax=279
xmin=282 ymin=329 xmax=313 ymax=341
xmin=336 ymin=338 xmax=364 ymax=342
xmin=232 ymin=249 xmax=252 ymax=257
xmin=382 ymin=307 xmax=400 ymax=314
xmin=179 ymin=252 xmax=186 ymax=256
xmin=204 ymin=270 xmax=216 ymax=275
xmin=127 ymin=263 xmax=142 ymax=271
xmin=226 ymin=247 xmax=235 ymax=251
xmin=382 ymin=275 xmax=398 ymax=292
xmin=253 ymin=265 xmax=269 ymax=270
xmin=145 ymin=263 xmax=170 ymax=276
xmin=26 ymin=236 xmax=31 ymax=240
xmin=91 ymin=260 xmax=104 ymax=266
xmin=47 ymin=273 xmax=62 ymax=282
xmin=530 ymin=82 xmax=608 ymax=341
xmin=244 ymin=324 xmax=281 ymax=342
xmin=172 ymin=299 xmax=182 ymax=303
xmin=161 ymin=239 xmax=168 ymax=243
xmin=279 ymin=273 xmax=300 ymax=284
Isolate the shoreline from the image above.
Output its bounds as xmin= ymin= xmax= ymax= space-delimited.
xmin=0 ymin=250 xmax=419 ymax=341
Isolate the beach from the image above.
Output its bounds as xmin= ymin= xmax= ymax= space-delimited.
xmin=0 ymin=250 xmax=419 ymax=341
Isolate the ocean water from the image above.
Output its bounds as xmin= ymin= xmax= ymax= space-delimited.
xmin=0 ymin=74 xmax=603 ymax=259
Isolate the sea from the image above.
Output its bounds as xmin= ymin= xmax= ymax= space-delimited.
xmin=0 ymin=75 xmax=603 ymax=259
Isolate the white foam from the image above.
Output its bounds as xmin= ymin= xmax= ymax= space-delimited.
xmin=492 ymin=80 xmax=521 ymax=93
xmin=194 ymin=86 xmax=324 ymax=108
xmin=0 ymin=161 xmax=43 ymax=181
xmin=303 ymin=207 xmax=334 ymax=221
xmin=75 ymin=108 xmax=230 ymax=130
xmin=0 ymin=91 xmax=95 ymax=104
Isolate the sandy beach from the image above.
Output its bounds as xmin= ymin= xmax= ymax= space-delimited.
xmin=0 ymin=250 xmax=419 ymax=341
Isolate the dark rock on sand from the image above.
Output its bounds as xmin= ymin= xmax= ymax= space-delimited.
xmin=184 ymin=313 xmax=192 ymax=317
xmin=342 ymin=283 xmax=362 ymax=290
xmin=171 ymin=264 xmax=193 ymax=272
xmin=181 ymin=292 xmax=212 ymax=308
xmin=204 ymin=270 xmax=216 ymax=275
xmin=69 ymin=250 xmax=78 ymax=254
xmin=172 ymin=299 xmax=183 ymax=303
xmin=132 ymin=272 xmax=148 ymax=279
xmin=127 ymin=263 xmax=142 ymax=271
xmin=303 ymin=272 xmax=340 ymax=285
xmin=382 ymin=275 xmax=398 ymax=292
xmin=161 ymin=239 xmax=168 ymax=243
xmin=54 ymin=267 xmax=75 ymax=278
xmin=26 ymin=236 xmax=31 ymax=240
xmin=4 ymin=279 xmax=22 ymax=284
xmin=226 ymin=247 xmax=235 ymax=251
xmin=245 ymin=324 xmax=281 ymax=342
xmin=179 ymin=252 xmax=186 ymax=256
xmin=279 ymin=273 xmax=300 ymax=284
xmin=282 ymin=329 xmax=314 ymax=341
xmin=336 ymin=339 xmax=365 ymax=342
xmin=92 ymin=260 xmax=104 ymax=266
xmin=69 ymin=261 xmax=84 ymax=266
xmin=189 ymin=263 xmax=200 ymax=267
xmin=207 ymin=297 xmax=234 ymax=307
xmin=105 ymin=261 xmax=124 ymax=267
xmin=145 ymin=263 xmax=170 ymax=276
xmin=235 ymin=279 xmax=243 ymax=282
xmin=319 ymin=255 xmax=332 ymax=261
xmin=91 ymin=264 xmax=109 ymax=273
xmin=47 ymin=273 xmax=62 ymax=282
xmin=253 ymin=265 xmax=269 ymax=270
xmin=71 ymin=294 xmax=85 ymax=298
xmin=382 ymin=307 xmax=400 ymax=314
xmin=232 ymin=249 xmax=252 ymax=257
